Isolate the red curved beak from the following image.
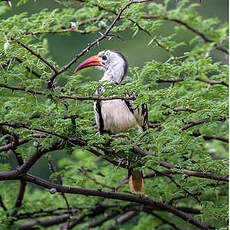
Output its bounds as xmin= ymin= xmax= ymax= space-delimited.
xmin=74 ymin=55 xmax=102 ymax=72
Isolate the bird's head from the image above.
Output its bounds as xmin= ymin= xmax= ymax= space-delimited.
xmin=75 ymin=50 xmax=128 ymax=84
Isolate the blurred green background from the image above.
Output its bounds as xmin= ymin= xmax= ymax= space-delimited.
xmin=1 ymin=0 xmax=228 ymax=181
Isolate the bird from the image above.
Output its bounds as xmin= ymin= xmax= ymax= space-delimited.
xmin=75 ymin=50 xmax=148 ymax=194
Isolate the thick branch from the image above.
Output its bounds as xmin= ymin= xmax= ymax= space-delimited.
xmin=19 ymin=214 xmax=71 ymax=230
xmin=106 ymin=211 xmax=138 ymax=230
xmin=179 ymin=120 xmax=205 ymax=130
xmin=84 ymin=211 xmax=121 ymax=229
xmin=13 ymin=180 xmax=27 ymax=209
xmin=180 ymin=117 xmax=227 ymax=131
xmin=20 ymin=173 xmax=213 ymax=229
xmin=0 ymin=139 xmax=28 ymax=152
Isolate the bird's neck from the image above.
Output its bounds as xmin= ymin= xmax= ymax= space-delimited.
xmin=100 ymin=65 xmax=125 ymax=84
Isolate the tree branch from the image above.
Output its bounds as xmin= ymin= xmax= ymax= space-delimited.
xmin=9 ymin=148 xmax=27 ymax=216
xmin=192 ymin=131 xmax=229 ymax=143
xmin=1 ymin=122 xmax=227 ymax=183
xmin=155 ymin=78 xmax=184 ymax=83
xmin=151 ymin=211 xmax=181 ymax=230
xmin=142 ymin=15 xmax=229 ymax=55
xmin=179 ymin=120 xmax=205 ymax=130
xmin=0 ymin=196 xmax=7 ymax=211
xmin=0 ymin=139 xmax=28 ymax=153
xmin=162 ymin=104 xmax=196 ymax=113
xmin=83 ymin=211 xmax=121 ymax=229
xmin=14 ymin=57 xmax=41 ymax=78
xmin=0 ymin=83 xmax=135 ymax=101
xmin=19 ymin=173 xmax=214 ymax=229
xmin=45 ymin=152 xmax=73 ymax=228
xmin=79 ymin=167 xmax=114 ymax=190
xmin=196 ymin=78 xmax=229 ymax=87
xmin=13 ymin=180 xmax=27 ymax=210
xmin=132 ymin=146 xmax=228 ymax=182
xmin=18 ymin=214 xmax=72 ymax=230
xmin=106 ymin=211 xmax=138 ymax=230
xmin=10 ymin=38 xmax=59 ymax=73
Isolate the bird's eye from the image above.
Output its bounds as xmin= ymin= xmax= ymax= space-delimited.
xmin=102 ymin=55 xmax=107 ymax=61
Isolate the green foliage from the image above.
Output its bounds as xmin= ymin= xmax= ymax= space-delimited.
xmin=0 ymin=0 xmax=228 ymax=229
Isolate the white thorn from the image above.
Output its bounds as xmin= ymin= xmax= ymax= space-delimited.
xmin=132 ymin=29 xmax=139 ymax=38
xmin=148 ymin=39 xmax=154 ymax=46
xmin=49 ymin=188 xmax=57 ymax=194
xmin=98 ymin=21 xmax=107 ymax=28
xmin=4 ymin=41 xmax=10 ymax=52
xmin=205 ymin=51 xmax=210 ymax=57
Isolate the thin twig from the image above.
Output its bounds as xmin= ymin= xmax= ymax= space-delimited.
xmin=10 ymin=37 xmax=59 ymax=73
xmin=156 ymin=78 xmax=184 ymax=83
xmin=192 ymin=131 xmax=229 ymax=143
xmin=79 ymin=167 xmax=114 ymax=189
xmin=14 ymin=57 xmax=41 ymax=78
xmin=151 ymin=211 xmax=181 ymax=230
xmin=46 ymin=152 xmax=73 ymax=229
xmin=0 ymin=83 xmax=135 ymax=101
xmin=162 ymin=104 xmax=196 ymax=113
xmin=203 ymin=135 xmax=229 ymax=143
xmin=142 ymin=14 xmax=229 ymax=55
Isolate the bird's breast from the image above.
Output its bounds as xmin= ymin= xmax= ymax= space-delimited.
xmin=95 ymin=99 xmax=141 ymax=134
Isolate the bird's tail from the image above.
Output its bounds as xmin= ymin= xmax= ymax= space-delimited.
xmin=128 ymin=169 xmax=144 ymax=194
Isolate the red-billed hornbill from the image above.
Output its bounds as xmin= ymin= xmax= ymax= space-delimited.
xmin=75 ymin=50 xmax=148 ymax=194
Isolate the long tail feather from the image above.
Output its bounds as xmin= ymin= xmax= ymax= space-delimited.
xmin=128 ymin=169 xmax=144 ymax=194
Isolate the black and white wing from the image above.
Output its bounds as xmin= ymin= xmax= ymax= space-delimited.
xmin=124 ymin=93 xmax=148 ymax=132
